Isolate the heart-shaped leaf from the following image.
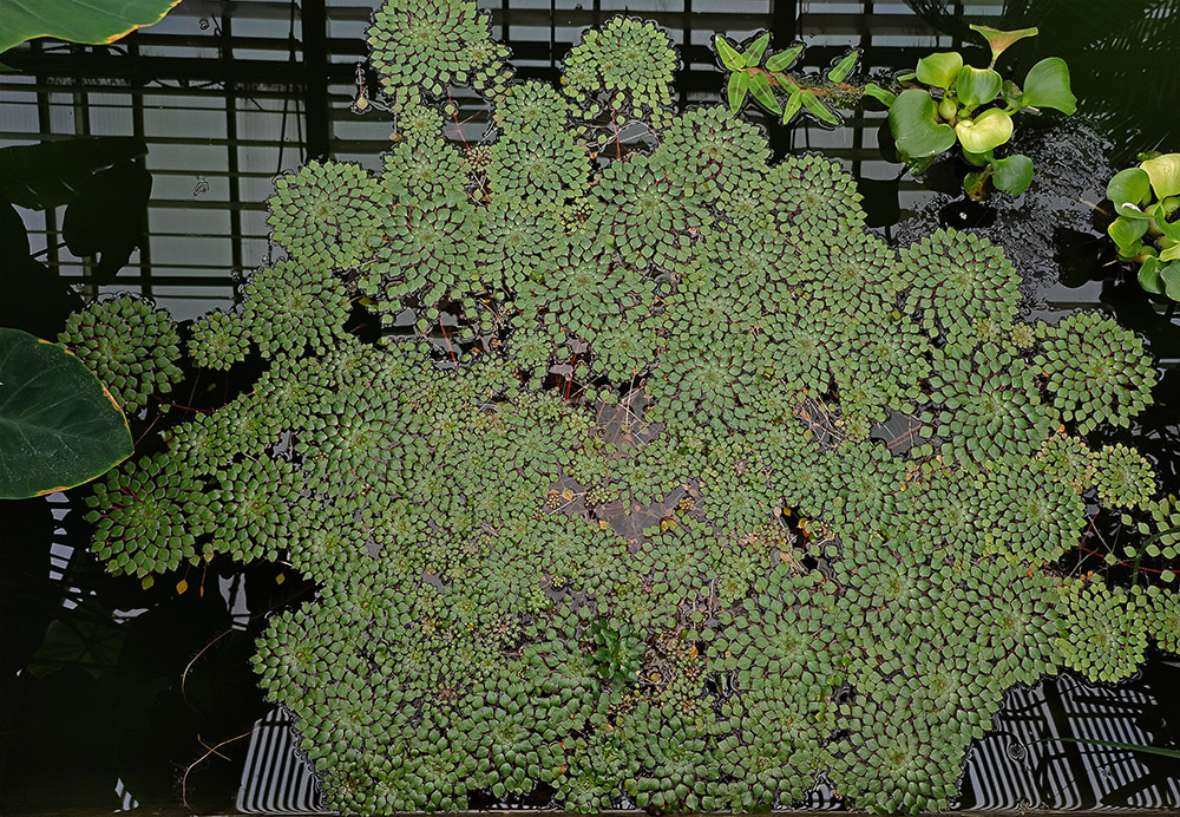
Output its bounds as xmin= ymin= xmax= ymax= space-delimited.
xmin=992 ymin=153 xmax=1034 ymax=195
xmin=715 ymin=35 xmax=746 ymax=71
xmin=0 ymin=328 xmax=132 ymax=499
xmin=0 ymin=0 xmax=180 ymax=53
xmin=1021 ymin=57 xmax=1077 ymax=114
xmin=915 ymin=51 xmax=964 ymax=89
xmin=827 ymin=49 xmax=859 ymax=83
xmin=955 ymin=65 xmax=1003 ymax=110
xmin=726 ymin=72 xmax=750 ymax=112
xmin=748 ymin=72 xmax=781 ymax=114
xmin=1138 ymin=257 xmax=1164 ymax=295
xmin=741 ymin=32 xmax=771 ymax=66
xmin=862 ymin=82 xmax=896 ymax=107
xmin=968 ymin=24 xmax=1039 ymax=65
xmin=1141 ymin=153 xmax=1180 ymax=200
xmin=889 ymin=89 xmax=957 ymax=160
xmin=1107 ymin=214 xmax=1150 ymax=253
xmin=955 ymin=108 xmax=1014 ymax=153
xmin=764 ymin=44 xmax=804 ymax=72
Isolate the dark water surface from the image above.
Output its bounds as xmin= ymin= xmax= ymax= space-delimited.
xmin=2 ymin=1 xmax=1180 ymax=813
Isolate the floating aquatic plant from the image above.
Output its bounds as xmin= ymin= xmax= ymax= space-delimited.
xmin=1104 ymin=153 xmax=1180 ymax=299
xmin=63 ymin=2 xmax=1179 ymax=814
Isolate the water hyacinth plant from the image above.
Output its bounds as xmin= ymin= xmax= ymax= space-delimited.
xmin=868 ymin=24 xmax=1076 ymax=199
xmin=47 ymin=1 xmax=1180 ymax=814
xmin=1105 ymin=152 xmax=1180 ymax=298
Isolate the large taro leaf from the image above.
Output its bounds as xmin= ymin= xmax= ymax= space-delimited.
xmin=0 ymin=328 xmax=132 ymax=499
xmin=0 ymin=0 xmax=181 ymax=55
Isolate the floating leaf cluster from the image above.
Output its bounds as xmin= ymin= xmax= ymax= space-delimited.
xmin=74 ymin=3 xmax=1176 ymax=815
xmin=58 ymin=294 xmax=183 ymax=413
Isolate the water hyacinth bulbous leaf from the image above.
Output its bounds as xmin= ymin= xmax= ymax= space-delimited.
xmin=954 ymin=65 xmax=1002 ymax=109
xmin=991 ymin=153 xmax=1034 ymax=195
xmin=889 ymin=89 xmax=956 ymax=160
xmin=0 ymin=328 xmax=132 ymax=499
xmin=955 ymin=108 xmax=1014 ymax=154
xmin=1107 ymin=167 xmax=1153 ymax=218
xmin=1141 ymin=153 xmax=1180 ymax=201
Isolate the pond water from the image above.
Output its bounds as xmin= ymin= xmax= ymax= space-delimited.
xmin=2 ymin=0 xmax=1180 ymax=814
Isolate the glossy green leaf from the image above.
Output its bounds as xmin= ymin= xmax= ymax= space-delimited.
xmin=714 ymin=35 xmax=746 ymax=71
xmin=955 ymin=108 xmax=1014 ymax=153
xmin=782 ymin=90 xmax=803 ymax=124
xmin=1152 ymin=203 xmax=1180 ymax=242
xmin=827 ymin=49 xmax=859 ymax=83
xmin=1138 ymin=257 xmax=1164 ymax=295
xmin=862 ymin=82 xmax=896 ymax=107
xmin=968 ymin=24 xmax=1039 ymax=65
xmin=748 ymin=72 xmax=782 ymax=114
xmin=992 ymin=153 xmax=1034 ymax=195
xmin=1107 ymin=167 xmax=1153 ymax=220
xmin=954 ymin=65 xmax=1003 ymax=109
xmin=0 ymin=0 xmax=180 ymax=54
xmin=1021 ymin=57 xmax=1077 ymax=114
xmin=726 ymin=71 xmax=750 ymax=112
xmin=799 ymin=90 xmax=840 ymax=126
xmin=1108 ymin=215 xmax=1150 ymax=253
xmin=741 ymin=32 xmax=771 ymax=66
xmin=1141 ymin=153 xmax=1180 ymax=200
xmin=915 ymin=51 xmax=963 ymax=90
xmin=0 ymin=328 xmax=132 ymax=499
xmin=1160 ymin=243 xmax=1180 ymax=262
xmin=764 ymin=44 xmax=803 ymax=72
xmin=889 ymin=89 xmax=957 ymax=160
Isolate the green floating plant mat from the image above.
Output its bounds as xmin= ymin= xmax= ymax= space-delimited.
xmin=62 ymin=0 xmax=1180 ymax=814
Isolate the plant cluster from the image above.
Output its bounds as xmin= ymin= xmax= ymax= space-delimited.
xmin=873 ymin=25 xmax=1075 ymax=199
xmin=1105 ymin=153 xmax=1180 ymax=299
xmin=72 ymin=3 xmax=1177 ymax=815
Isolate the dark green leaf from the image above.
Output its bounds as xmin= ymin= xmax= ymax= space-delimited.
xmin=0 ymin=0 xmax=180 ymax=53
xmin=991 ymin=154 xmax=1034 ymax=195
xmin=1138 ymin=257 xmax=1164 ymax=295
xmin=0 ymin=328 xmax=132 ymax=499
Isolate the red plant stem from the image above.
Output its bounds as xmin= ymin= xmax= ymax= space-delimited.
xmin=438 ymin=319 xmax=458 ymax=366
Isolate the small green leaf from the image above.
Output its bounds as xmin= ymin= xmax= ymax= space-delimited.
xmin=727 ymin=71 xmax=751 ymax=113
xmin=827 ymin=49 xmax=860 ymax=83
xmin=1108 ymin=215 xmax=1150 ymax=253
xmin=889 ymin=88 xmax=957 ymax=160
xmin=963 ymin=168 xmax=991 ymax=201
xmin=1141 ymin=153 xmax=1180 ymax=200
xmin=1151 ymin=203 xmax=1180 ymax=241
xmin=1107 ymin=167 xmax=1153 ymax=221
xmin=862 ymin=82 xmax=896 ymax=107
xmin=954 ymin=65 xmax=1003 ymax=109
xmin=741 ymin=32 xmax=771 ymax=66
xmin=1162 ymin=262 xmax=1180 ymax=301
xmin=1162 ymin=243 xmax=1180 ymax=262
xmin=954 ymin=108 xmax=1014 ymax=153
xmin=968 ymin=24 xmax=1039 ymax=65
xmin=799 ymin=90 xmax=840 ymax=126
xmin=992 ymin=153 xmax=1034 ymax=195
xmin=1021 ymin=57 xmax=1077 ymax=114
xmin=764 ymin=44 xmax=804 ymax=72
xmin=748 ymin=72 xmax=782 ymax=114
xmin=715 ymin=35 xmax=746 ymax=71
xmin=1138 ymin=257 xmax=1164 ymax=295
xmin=915 ymin=51 xmax=964 ymax=90
xmin=782 ymin=90 xmax=804 ymax=124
